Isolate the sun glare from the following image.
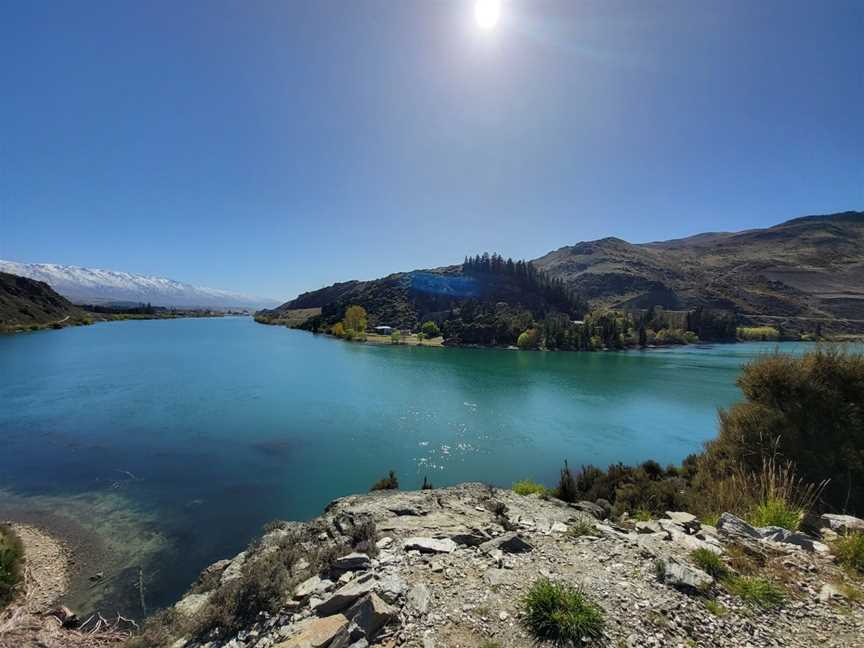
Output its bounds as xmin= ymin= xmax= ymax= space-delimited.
xmin=474 ymin=0 xmax=501 ymax=31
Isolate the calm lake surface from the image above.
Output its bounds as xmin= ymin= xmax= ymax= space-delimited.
xmin=0 ymin=317 xmax=814 ymax=611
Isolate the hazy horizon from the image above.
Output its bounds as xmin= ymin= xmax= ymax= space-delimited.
xmin=2 ymin=1 xmax=862 ymax=299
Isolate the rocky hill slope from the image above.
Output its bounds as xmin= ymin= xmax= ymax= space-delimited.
xmin=263 ymin=211 xmax=864 ymax=333
xmin=0 ymin=272 xmax=89 ymax=332
xmin=147 ymin=483 xmax=864 ymax=648
xmin=533 ymin=211 xmax=864 ymax=319
xmin=0 ymin=261 xmax=280 ymax=311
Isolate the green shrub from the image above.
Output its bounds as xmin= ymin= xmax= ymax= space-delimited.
xmin=370 ymin=470 xmax=399 ymax=491
xmin=521 ymin=578 xmax=604 ymax=646
xmin=726 ymin=576 xmax=785 ymax=609
xmin=694 ymin=348 xmax=864 ymax=516
xmin=690 ymin=548 xmax=729 ymax=580
xmin=832 ymin=532 xmax=864 ymax=574
xmin=517 ymin=328 xmax=540 ymax=350
xmin=737 ymin=326 xmax=780 ymax=341
xmin=748 ymin=497 xmax=801 ymax=531
xmin=421 ymin=321 xmax=441 ymax=338
xmin=0 ymin=525 xmax=23 ymax=609
xmin=513 ymin=480 xmax=547 ymax=496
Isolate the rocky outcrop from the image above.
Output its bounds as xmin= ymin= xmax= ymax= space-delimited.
xmin=169 ymin=484 xmax=864 ymax=648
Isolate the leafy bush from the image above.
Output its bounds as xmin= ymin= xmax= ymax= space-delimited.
xmin=694 ymin=348 xmax=864 ymax=516
xmin=517 ymin=328 xmax=540 ymax=350
xmin=521 ymin=578 xmax=604 ymax=646
xmin=737 ymin=326 xmax=780 ymax=341
xmin=513 ymin=480 xmax=548 ymax=496
xmin=690 ymin=548 xmax=729 ymax=580
xmin=726 ymin=576 xmax=785 ymax=609
xmin=370 ymin=470 xmax=399 ymax=491
xmin=0 ymin=525 xmax=23 ymax=609
xmin=390 ymin=331 xmax=401 ymax=344
xmin=421 ymin=321 xmax=441 ymax=338
xmin=832 ymin=532 xmax=864 ymax=574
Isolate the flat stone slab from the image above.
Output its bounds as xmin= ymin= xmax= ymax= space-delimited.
xmin=313 ymin=574 xmax=376 ymax=616
xmin=274 ymin=614 xmax=349 ymax=648
xmin=402 ymin=537 xmax=457 ymax=554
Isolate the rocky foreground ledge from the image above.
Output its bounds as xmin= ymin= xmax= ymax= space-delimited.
xmin=169 ymin=484 xmax=864 ymax=648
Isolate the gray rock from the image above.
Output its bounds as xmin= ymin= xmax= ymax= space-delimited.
xmin=174 ymin=592 xmax=211 ymax=617
xmin=406 ymin=583 xmax=430 ymax=614
xmin=345 ymin=592 xmax=397 ymax=638
xmin=479 ymin=531 xmax=533 ymax=554
xmin=570 ymin=501 xmax=606 ymax=520
xmin=550 ymin=521 xmax=569 ymax=534
xmin=485 ymin=568 xmax=516 ymax=587
xmin=375 ymin=573 xmax=407 ymax=603
xmin=295 ymin=575 xmax=335 ymax=600
xmin=313 ymin=574 xmax=376 ymax=616
xmin=635 ymin=520 xmax=664 ymax=534
xmin=402 ymin=537 xmax=457 ymax=554
xmin=333 ymin=552 xmax=371 ymax=572
xmin=665 ymin=511 xmax=701 ymax=533
xmin=595 ymin=498 xmax=613 ymax=518
xmin=819 ymin=513 xmax=864 ymax=535
xmin=659 ymin=559 xmax=713 ymax=591
xmin=818 ymin=583 xmax=847 ymax=603
xmin=716 ymin=512 xmax=762 ymax=539
xmin=450 ymin=528 xmax=492 ymax=546
xmin=759 ymin=527 xmax=829 ymax=553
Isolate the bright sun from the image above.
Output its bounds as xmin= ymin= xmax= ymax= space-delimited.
xmin=474 ymin=0 xmax=501 ymax=30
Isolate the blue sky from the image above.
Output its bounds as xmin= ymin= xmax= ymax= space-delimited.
xmin=2 ymin=0 xmax=861 ymax=301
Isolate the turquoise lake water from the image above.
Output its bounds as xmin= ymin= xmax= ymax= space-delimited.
xmin=0 ymin=317 xmax=815 ymax=611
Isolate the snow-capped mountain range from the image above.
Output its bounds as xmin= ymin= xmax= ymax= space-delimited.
xmin=0 ymin=260 xmax=280 ymax=310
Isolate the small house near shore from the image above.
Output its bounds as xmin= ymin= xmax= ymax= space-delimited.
xmin=373 ymin=325 xmax=394 ymax=335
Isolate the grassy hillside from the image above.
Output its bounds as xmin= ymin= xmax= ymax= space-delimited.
xmin=533 ymin=211 xmax=864 ymax=321
xmin=258 ymin=258 xmax=587 ymax=346
xmin=0 ymin=272 xmax=90 ymax=332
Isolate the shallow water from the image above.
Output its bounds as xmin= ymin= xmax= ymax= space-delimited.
xmin=0 ymin=317 xmax=816 ymax=612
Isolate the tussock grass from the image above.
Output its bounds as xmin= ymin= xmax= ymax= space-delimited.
xmin=690 ymin=548 xmax=729 ymax=580
xmin=567 ymin=519 xmax=597 ymax=538
xmin=512 ymin=480 xmax=548 ymax=496
xmin=726 ymin=576 xmax=786 ymax=609
xmin=521 ymin=578 xmax=604 ymax=646
xmin=749 ymin=497 xmax=802 ymax=531
xmin=832 ymin=532 xmax=864 ymax=574
xmin=704 ymin=599 xmax=727 ymax=616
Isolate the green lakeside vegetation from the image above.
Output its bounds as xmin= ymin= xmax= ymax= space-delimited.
xmin=0 ymin=524 xmax=23 ymax=611
xmin=512 ymin=347 xmax=864 ymax=523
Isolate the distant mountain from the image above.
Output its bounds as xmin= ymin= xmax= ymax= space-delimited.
xmin=261 ymin=210 xmax=864 ymax=340
xmin=532 ymin=211 xmax=864 ymax=319
xmin=0 ymin=272 xmax=88 ymax=331
xmin=0 ymin=261 xmax=280 ymax=310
